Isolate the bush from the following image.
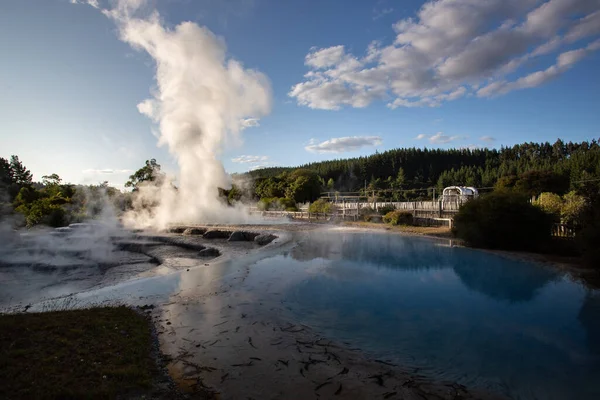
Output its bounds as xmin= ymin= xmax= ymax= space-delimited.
xmin=309 ymin=199 xmax=333 ymax=213
xmin=378 ymin=205 xmax=396 ymax=215
xmin=534 ymin=192 xmax=562 ymax=221
xmin=534 ymin=191 xmax=587 ymax=225
xmin=257 ymin=197 xmax=297 ymax=211
xmin=257 ymin=197 xmax=275 ymax=211
xmin=279 ymin=198 xmax=298 ymax=211
xmin=359 ymin=206 xmax=375 ymax=222
xmin=383 ymin=210 xmax=413 ymax=226
xmin=453 ymin=191 xmax=553 ymax=251
xmin=576 ymin=201 xmax=600 ymax=268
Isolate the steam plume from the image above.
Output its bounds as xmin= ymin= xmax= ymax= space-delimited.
xmin=102 ymin=0 xmax=272 ymax=229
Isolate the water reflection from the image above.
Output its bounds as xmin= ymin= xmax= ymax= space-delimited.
xmin=453 ymin=254 xmax=558 ymax=302
xmin=250 ymin=230 xmax=600 ymax=400
xmin=579 ymin=292 xmax=600 ymax=355
xmin=290 ymin=230 xmax=456 ymax=271
xmin=289 ymin=230 xmax=559 ymax=303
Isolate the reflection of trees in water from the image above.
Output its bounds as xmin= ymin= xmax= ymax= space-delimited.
xmin=452 ymin=256 xmax=558 ymax=303
xmin=578 ymin=292 xmax=600 ymax=355
xmin=289 ymin=231 xmax=454 ymax=271
xmin=288 ymin=231 xmax=560 ymax=303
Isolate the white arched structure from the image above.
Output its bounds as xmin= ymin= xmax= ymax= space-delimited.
xmin=441 ymin=186 xmax=479 ymax=203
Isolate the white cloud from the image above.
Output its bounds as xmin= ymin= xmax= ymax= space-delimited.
xmin=305 ymin=46 xmax=347 ymax=69
xmin=70 ymin=0 xmax=100 ymax=8
xmin=290 ymin=0 xmax=600 ymax=110
xmin=429 ymin=132 xmax=464 ymax=144
xmin=231 ymin=155 xmax=271 ymax=170
xmin=82 ymin=168 xmax=133 ymax=174
xmin=477 ymin=40 xmax=600 ymax=97
xmin=231 ymin=155 xmax=269 ymax=164
xmin=373 ymin=8 xmax=394 ymax=21
xmin=240 ymin=118 xmax=260 ymax=130
xmin=305 ymin=136 xmax=383 ymax=153
xmin=249 ymin=163 xmax=270 ymax=171
xmin=415 ymin=134 xmax=428 ymax=140
xmin=480 ymin=136 xmax=496 ymax=143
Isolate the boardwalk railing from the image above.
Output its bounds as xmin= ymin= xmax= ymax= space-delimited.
xmin=333 ymin=200 xmax=461 ymax=211
xmin=551 ymin=223 xmax=576 ymax=238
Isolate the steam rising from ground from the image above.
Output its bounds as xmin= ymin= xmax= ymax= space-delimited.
xmin=104 ymin=0 xmax=272 ymax=229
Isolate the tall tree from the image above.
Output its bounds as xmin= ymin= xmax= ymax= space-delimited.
xmin=10 ymin=155 xmax=33 ymax=186
xmin=125 ymin=159 xmax=164 ymax=190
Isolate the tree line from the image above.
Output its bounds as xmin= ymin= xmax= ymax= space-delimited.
xmin=1 ymin=156 xmax=128 ymax=227
xmin=242 ymin=139 xmax=600 ymax=203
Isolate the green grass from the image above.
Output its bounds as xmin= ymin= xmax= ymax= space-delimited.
xmin=0 ymin=306 xmax=162 ymax=399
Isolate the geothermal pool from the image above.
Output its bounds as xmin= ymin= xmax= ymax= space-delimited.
xmin=250 ymin=230 xmax=600 ymax=400
xmin=1 ymin=227 xmax=599 ymax=399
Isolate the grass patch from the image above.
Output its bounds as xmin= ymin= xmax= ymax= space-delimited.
xmin=343 ymin=221 xmax=452 ymax=238
xmin=0 ymin=306 xmax=162 ymax=399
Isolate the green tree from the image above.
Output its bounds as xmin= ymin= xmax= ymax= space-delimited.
xmin=534 ymin=192 xmax=563 ymax=220
xmin=514 ymin=170 xmax=570 ymax=197
xmin=561 ymin=191 xmax=586 ymax=225
xmin=42 ymin=173 xmax=62 ymax=186
xmin=0 ymin=158 xmax=12 ymax=188
xmin=125 ymin=159 xmax=163 ymax=190
xmin=1 ymin=156 xmax=33 ymax=201
xmin=453 ymin=191 xmax=554 ymax=251
xmin=285 ymin=169 xmax=322 ymax=203
xmin=10 ymin=156 xmax=33 ymax=186
xmin=14 ymin=173 xmax=70 ymax=228
xmin=255 ymin=177 xmax=286 ymax=199
xmin=309 ymin=198 xmax=333 ymax=213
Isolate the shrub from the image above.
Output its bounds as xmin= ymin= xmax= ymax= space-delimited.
xmin=534 ymin=192 xmax=562 ymax=221
xmin=383 ymin=210 xmax=413 ymax=226
xmin=453 ymin=191 xmax=553 ymax=251
xmin=257 ymin=197 xmax=275 ymax=211
xmin=359 ymin=206 xmax=375 ymax=222
xmin=279 ymin=197 xmax=298 ymax=211
xmin=257 ymin=197 xmax=297 ymax=211
xmin=576 ymin=200 xmax=600 ymax=268
xmin=534 ymin=191 xmax=587 ymax=225
xmin=378 ymin=205 xmax=396 ymax=215
xmin=561 ymin=191 xmax=586 ymax=225
xmin=309 ymin=199 xmax=333 ymax=213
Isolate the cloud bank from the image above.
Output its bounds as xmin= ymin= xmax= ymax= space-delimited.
xmin=290 ymin=0 xmax=600 ymax=110
xmin=305 ymin=136 xmax=382 ymax=153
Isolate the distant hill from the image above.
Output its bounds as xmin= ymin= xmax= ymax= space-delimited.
xmin=241 ymin=139 xmax=600 ymax=201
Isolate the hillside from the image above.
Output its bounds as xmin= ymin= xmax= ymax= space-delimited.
xmin=241 ymin=139 xmax=600 ymax=201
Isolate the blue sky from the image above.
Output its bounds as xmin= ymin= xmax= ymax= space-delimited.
xmin=1 ymin=0 xmax=599 ymax=188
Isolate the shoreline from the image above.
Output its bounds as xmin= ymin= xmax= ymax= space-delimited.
xmin=6 ymin=222 xmax=594 ymax=399
xmin=337 ymin=220 xmax=600 ymax=290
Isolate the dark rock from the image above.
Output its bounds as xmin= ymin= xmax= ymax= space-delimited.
xmin=255 ymin=234 xmax=277 ymax=246
xmin=198 ymin=248 xmax=220 ymax=257
xmin=203 ymin=230 xmax=232 ymax=239
xmin=183 ymin=227 xmax=206 ymax=236
xmin=168 ymin=226 xmax=186 ymax=234
xmin=228 ymin=231 xmax=259 ymax=242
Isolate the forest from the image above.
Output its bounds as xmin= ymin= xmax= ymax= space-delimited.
xmin=243 ymin=139 xmax=600 ymax=202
